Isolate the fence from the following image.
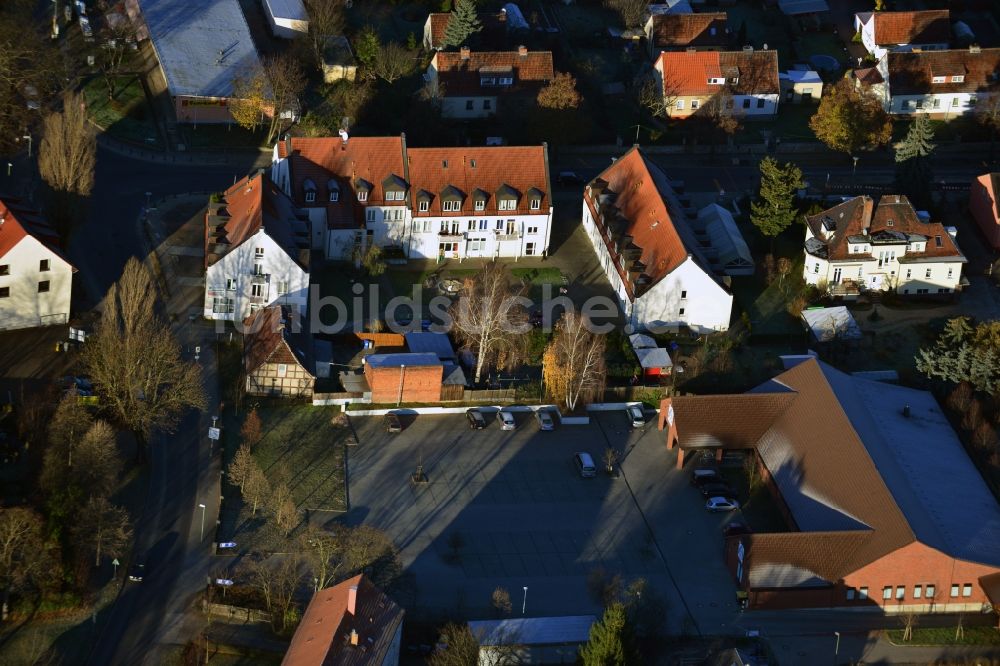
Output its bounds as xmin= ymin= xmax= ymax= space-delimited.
xmin=204 ymin=602 xmax=270 ymax=624
xmin=462 ymin=388 xmax=516 ymax=402
xmin=603 ymin=385 xmax=673 ymax=402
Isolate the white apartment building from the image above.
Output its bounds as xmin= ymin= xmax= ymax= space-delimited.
xmin=203 ymin=173 xmax=310 ymax=321
xmin=870 ymin=47 xmax=1000 ymax=116
xmin=270 ymin=135 xmax=554 ymax=263
xmin=803 ymin=194 xmax=966 ymax=296
xmin=0 ymin=199 xmax=75 ymax=331
xmin=854 ymin=10 xmax=950 ymax=61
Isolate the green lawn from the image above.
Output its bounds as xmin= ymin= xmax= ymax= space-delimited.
xmin=885 ymin=626 xmax=1000 ymax=646
xmin=82 ymin=75 xmax=162 ymax=149
xmin=792 ymin=30 xmax=846 ymax=61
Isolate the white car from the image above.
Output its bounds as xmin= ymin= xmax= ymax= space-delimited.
xmin=626 ymin=404 xmax=645 ymax=428
xmin=536 ymin=410 xmax=555 ymax=431
xmin=705 ymin=497 xmax=740 ymax=512
xmin=498 ymin=410 xmax=516 ymax=431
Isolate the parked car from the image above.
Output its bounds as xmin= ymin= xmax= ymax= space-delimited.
xmin=536 ymin=410 xmax=555 ymax=431
xmin=466 ymin=409 xmax=487 ymax=430
xmin=574 ymin=452 xmax=596 ymax=478
xmin=128 ymin=563 xmax=145 ymax=582
xmin=385 ymin=412 xmax=402 ymax=433
xmin=626 ymin=404 xmax=645 ymax=428
xmin=698 ymin=482 xmax=735 ymax=498
xmin=723 ymin=521 xmax=751 ymax=537
xmin=706 ymin=497 xmax=740 ymax=512
xmin=498 ymin=410 xmax=516 ymax=431
xmin=691 ymin=469 xmax=721 ymax=486
xmin=558 ymin=171 xmax=584 ymax=186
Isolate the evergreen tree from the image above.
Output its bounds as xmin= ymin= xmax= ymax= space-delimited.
xmin=895 ymin=114 xmax=935 ymax=208
xmin=579 ymin=603 xmax=638 ymax=666
xmin=750 ymin=157 xmax=804 ymax=239
xmin=442 ymin=0 xmax=482 ymax=49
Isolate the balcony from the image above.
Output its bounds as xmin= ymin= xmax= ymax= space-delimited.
xmin=249 ymin=295 xmax=267 ymax=304
xmin=438 ymin=231 xmax=464 ymax=240
xmin=251 ymin=273 xmax=270 ymax=284
xmin=497 ymin=233 xmax=521 ymax=241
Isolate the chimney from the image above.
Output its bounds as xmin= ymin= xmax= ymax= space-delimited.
xmin=970 ymin=44 xmax=981 ymax=54
xmin=460 ymin=46 xmax=471 ymax=60
xmin=518 ymin=45 xmax=528 ymax=57
xmin=284 ymin=134 xmax=292 ymax=156
xmin=350 ymin=629 xmax=359 ymax=646
xmin=347 ymin=584 xmax=358 ymax=615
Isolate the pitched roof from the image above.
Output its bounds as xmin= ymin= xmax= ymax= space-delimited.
xmin=431 ymin=49 xmax=554 ymax=97
xmin=974 ymin=172 xmax=1000 ymax=223
xmin=887 ymin=48 xmax=1000 ymax=96
xmin=658 ymin=49 xmax=780 ymax=96
xmin=648 ymin=12 xmax=729 ymax=49
xmin=205 ymin=172 xmax=310 ymax=269
xmin=243 ymin=305 xmax=312 ymax=376
xmin=468 ymin=616 xmax=596 ymax=647
xmin=804 ymin=194 xmax=965 ymax=262
xmin=406 ymin=146 xmax=549 ymax=217
xmin=670 ymin=393 xmax=796 ymax=449
xmin=873 ymin=10 xmax=950 ymax=46
xmin=0 ymin=198 xmax=74 ymax=269
xmin=425 ymin=11 xmax=508 ymax=50
xmin=278 ymin=135 xmax=408 ymax=228
xmin=283 ymin=574 xmax=404 ymax=666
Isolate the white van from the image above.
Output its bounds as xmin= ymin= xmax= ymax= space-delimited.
xmin=574 ymin=452 xmax=597 ymax=478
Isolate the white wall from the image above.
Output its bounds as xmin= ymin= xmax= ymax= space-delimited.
xmin=441 ymin=96 xmax=498 ymax=118
xmin=0 ymin=236 xmax=73 ymax=331
xmin=632 ymin=258 xmax=733 ymax=333
xmin=263 ymin=0 xmax=308 ymax=39
xmin=403 ymin=213 xmax=553 ymax=260
xmin=732 ymin=94 xmax=779 ymax=116
xmin=890 ymin=93 xmax=978 ymax=115
xmin=204 ymin=229 xmax=309 ymax=321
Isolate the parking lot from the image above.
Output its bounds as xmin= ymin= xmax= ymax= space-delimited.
xmin=347 ymin=410 xmax=742 ymax=632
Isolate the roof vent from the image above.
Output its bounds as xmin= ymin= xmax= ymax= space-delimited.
xmin=743 ymin=45 xmax=753 ymax=53
xmin=902 ymin=405 xmax=911 ymax=418
xmin=970 ymin=44 xmax=981 ymax=54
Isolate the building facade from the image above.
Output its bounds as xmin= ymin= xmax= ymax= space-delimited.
xmin=803 ymin=194 xmax=966 ymax=296
xmin=854 ymin=10 xmax=950 ymax=61
xmin=655 ymin=49 xmax=779 ymax=119
xmin=243 ymin=305 xmax=314 ymax=398
xmin=0 ymin=199 xmax=75 ymax=332
xmin=873 ymin=47 xmax=1000 ymax=116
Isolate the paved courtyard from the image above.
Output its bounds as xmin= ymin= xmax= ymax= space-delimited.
xmin=347 ymin=411 xmax=741 ymax=631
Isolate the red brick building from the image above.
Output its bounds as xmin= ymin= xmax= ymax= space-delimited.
xmin=364 ymin=353 xmax=444 ymax=404
xmin=659 ymin=357 xmax=1000 ymax=615
xmin=970 ymin=172 xmax=1000 ymax=250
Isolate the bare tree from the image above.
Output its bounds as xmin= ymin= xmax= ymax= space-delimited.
xmin=604 ymin=0 xmax=650 ymax=29
xmin=81 ymin=258 xmax=206 ymax=460
xmin=242 ymin=554 xmax=303 ymax=632
xmin=269 ymin=482 xmax=299 ymax=537
xmin=492 ymin=586 xmax=512 ymax=617
xmin=264 ymin=54 xmax=307 ymax=144
xmin=636 ymin=68 xmax=681 ymax=119
xmin=962 ymin=399 xmax=983 ymax=432
xmin=972 ymin=421 xmax=998 ymax=455
xmin=777 ymin=257 xmax=793 ymax=287
xmin=71 ymin=496 xmax=132 ymax=567
xmin=47 ymin=391 xmax=94 ymax=466
xmin=947 ymin=382 xmax=974 ymax=414
xmin=241 ymin=408 xmax=263 ymax=448
xmin=428 ymin=623 xmax=484 ymax=666
xmin=450 ymin=261 xmax=529 ymax=385
xmin=94 ymin=20 xmax=139 ymax=100
xmin=900 ymin=611 xmax=919 ymax=641
xmin=603 ymin=447 xmax=619 ymax=474
xmin=975 ymin=94 xmax=1000 ymax=162
xmin=243 ymin=462 xmax=271 ymax=518
xmin=227 ymin=442 xmax=255 ymax=492
xmin=42 ymin=419 xmax=121 ymax=500
xmin=371 ymin=42 xmax=414 ymax=84
xmin=300 ymin=524 xmax=402 ymax=591
xmin=302 ymin=0 xmax=346 ymax=66
xmin=542 ymin=308 xmax=607 ymax=411
xmin=38 ymin=92 xmax=96 ymax=223
xmin=0 ymin=507 xmax=53 ymax=614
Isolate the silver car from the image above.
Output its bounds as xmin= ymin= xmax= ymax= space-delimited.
xmin=536 ymin=410 xmax=555 ymax=431
xmin=705 ymin=497 xmax=740 ymax=512
xmin=498 ymin=410 xmax=516 ymax=431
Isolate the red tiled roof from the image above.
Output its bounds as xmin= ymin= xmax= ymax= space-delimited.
xmin=853 ymin=65 xmax=884 ymax=86
xmin=873 ymin=10 xmax=950 ymax=46
xmin=283 ymin=574 xmax=404 ymax=666
xmin=406 ymin=146 xmax=549 ymax=217
xmin=658 ymin=49 xmax=779 ymax=96
xmin=0 ymin=198 xmax=72 ymax=268
xmin=805 ymin=194 xmax=964 ymax=262
xmin=431 ymin=49 xmax=554 ymax=97
xmin=242 ymin=305 xmax=310 ymax=375
xmin=582 ymin=147 xmax=690 ymax=301
xmin=887 ymin=48 xmax=1000 ymax=96
xmin=648 ymin=12 xmax=729 ymax=49
xmin=425 ymin=11 xmax=507 ymax=50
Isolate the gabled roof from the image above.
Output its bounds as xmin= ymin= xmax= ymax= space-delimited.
xmin=0 ymin=198 xmax=74 ymax=270
xmin=425 ymin=11 xmax=508 ymax=50
xmin=406 ymin=146 xmax=549 ymax=217
xmin=658 ymin=49 xmax=780 ymax=96
xmin=887 ymin=48 xmax=1000 ymax=96
xmin=431 ymin=49 xmax=554 ymax=96
xmin=243 ymin=306 xmax=312 ymax=376
xmin=974 ymin=173 xmax=1000 ymax=223
xmin=647 ymin=12 xmax=729 ymax=49
xmin=872 ymin=10 xmax=950 ymax=46
xmin=469 ymin=615 xmax=596 ymax=647
xmin=804 ymin=194 xmax=964 ymax=262
xmin=205 ymin=172 xmax=310 ymax=269
xmin=282 ymin=574 xmax=404 ymax=666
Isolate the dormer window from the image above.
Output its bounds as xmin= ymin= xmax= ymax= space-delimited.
xmin=886 ymin=219 xmax=893 ymax=227
xmin=327 ymin=178 xmax=339 ymax=202
xmin=498 ymin=199 xmax=515 ymax=211
xmin=951 ymin=75 xmax=964 ymax=83
xmin=495 ymin=184 xmax=519 ymax=212
xmin=442 ymin=200 xmax=460 ymax=212
xmin=475 ymin=199 xmax=485 ymax=211
xmin=330 ymin=191 xmax=338 ymax=202
xmin=382 ymin=174 xmax=407 ymax=203
xmin=708 ymin=77 xmax=725 ymax=85
xmin=303 ymin=178 xmax=317 ymax=203
xmin=932 ymin=76 xmax=945 ymax=83
xmin=729 ymin=77 xmax=739 ymax=84
xmin=530 ymin=199 xmax=540 ymax=210
xmin=419 ymin=200 xmax=429 ymax=212
xmin=358 ymin=191 xmax=368 ymax=202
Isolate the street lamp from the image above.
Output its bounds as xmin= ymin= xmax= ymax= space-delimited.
xmin=521 ymin=586 xmax=528 ymax=615
xmin=833 ymin=631 xmax=840 ymax=665
xmin=851 ymin=156 xmax=859 ymax=180
xmin=396 ymin=364 xmax=406 ymax=407
xmin=198 ymin=503 xmax=207 ymax=541
xmin=20 ymin=135 xmax=31 ymax=157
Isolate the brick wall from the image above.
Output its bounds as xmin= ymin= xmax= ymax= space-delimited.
xmin=366 ymin=364 xmax=443 ymax=403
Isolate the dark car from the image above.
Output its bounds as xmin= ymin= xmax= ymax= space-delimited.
xmin=557 ymin=171 xmax=584 ymax=186
xmin=698 ymin=482 xmax=735 ymax=498
xmin=691 ymin=470 xmax=722 ymax=487
xmin=128 ymin=563 xmax=145 ymax=582
xmin=385 ymin=412 xmax=402 ymax=433
xmin=466 ymin=409 xmax=487 ymax=430
xmin=723 ymin=521 xmax=751 ymax=537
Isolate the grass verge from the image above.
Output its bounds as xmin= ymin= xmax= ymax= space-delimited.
xmin=82 ymin=75 xmax=162 ymax=149
xmin=884 ymin=626 xmax=1000 ymax=646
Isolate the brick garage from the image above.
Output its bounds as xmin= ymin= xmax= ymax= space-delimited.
xmin=364 ymin=353 xmax=443 ymax=404
xmin=660 ymin=357 xmax=1000 ymax=615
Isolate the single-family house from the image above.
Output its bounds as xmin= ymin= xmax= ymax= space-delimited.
xmin=803 ymin=194 xmax=966 ymax=296
xmin=468 ymin=616 xmax=596 ymax=665
xmin=422 ymin=10 xmax=509 ymax=51
xmin=243 ymin=305 xmax=314 ymax=398
xmin=854 ymin=10 xmax=950 ymax=61
xmin=874 ymin=46 xmax=1000 ymax=116
xmin=203 ymin=172 xmax=311 ymax=321
xmin=283 ymin=574 xmax=404 ymax=666
xmin=644 ymin=12 xmax=729 ymax=59
xmin=263 ymin=0 xmax=308 ymax=39
xmin=779 ymin=65 xmax=823 ymax=103
xmin=581 ymin=146 xmax=735 ymax=333
xmin=0 ymin=198 xmax=75 ymax=331
xmin=970 ymin=172 xmax=1000 ymax=249
xmin=655 ymin=48 xmax=780 ymax=118
xmin=426 ymin=46 xmax=554 ymax=119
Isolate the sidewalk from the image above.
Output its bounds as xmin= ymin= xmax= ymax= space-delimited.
xmin=97 ymin=132 xmax=272 ymax=168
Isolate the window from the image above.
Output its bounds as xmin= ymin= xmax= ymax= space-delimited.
xmin=708 ymin=77 xmax=725 ymax=85
xmin=226 ymin=278 xmax=236 ymax=290
xmin=756 ymin=98 xmax=765 ymax=109
xmin=277 ymin=363 xmax=287 ymax=377
xmin=947 ymin=267 xmax=953 ymax=278
xmin=530 ymin=198 xmax=540 ymax=210
xmin=932 ymin=98 xmax=941 ymax=109
xmin=358 ymin=191 xmax=368 ymax=202
xmin=475 ymin=199 xmax=485 ymax=211
xmin=951 ymin=584 xmax=959 ymax=598
xmin=932 ymin=76 xmax=946 ymax=83
xmin=962 ymin=584 xmax=972 ymax=597
xmin=0 ymin=264 xmax=7 ymax=275
xmin=882 ymin=587 xmax=893 ymax=600
xmin=253 ymin=263 xmax=264 ymax=276
xmin=439 ymin=221 xmax=449 ymax=233
xmin=483 ymin=99 xmax=492 ymax=110
xmin=859 ymin=587 xmax=869 ymax=600
xmin=679 ymin=307 xmax=685 ymax=315
xmin=0 ymin=287 xmax=8 ymax=298
xmin=37 ymin=280 xmax=49 ymax=293
xmin=925 ymin=268 xmax=932 ymax=279
xmin=305 ymin=190 xmax=316 ymax=203
xmin=906 ymin=269 xmax=911 ymax=279
xmin=742 ymin=99 xmax=751 ymax=109
xmin=691 ymin=100 xmax=699 ymax=109
xmin=525 ymin=242 xmax=536 ymax=256
xmin=467 ymin=220 xmax=475 ymax=231
xmin=366 ymin=209 xmax=376 ymax=221
xmin=680 ymin=290 xmax=687 ymax=299
xmin=498 ymin=199 xmax=515 ymax=211
xmin=813 ymin=263 xmax=820 ymax=274
xmin=479 ymin=220 xmax=488 ymax=230
xmin=212 ymin=297 xmax=234 ymax=314
xmin=496 ymin=220 xmax=504 ymax=230
xmin=466 ymin=100 xmax=474 ymax=110
xmin=330 ymin=191 xmax=339 ymax=202
xmin=255 ymin=247 xmax=265 ymax=258
xmin=419 ymin=200 xmax=429 ymax=212
xmin=676 ymin=100 xmax=685 ymax=110
xmin=846 ymin=588 xmax=856 ymax=601
xmin=251 ymin=283 xmax=264 ymax=298
xmin=935 ymin=235 xmax=942 ymax=247
xmin=926 ymin=585 xmax=935 ymax=598
xmin=277 ymin=280 xmax=288 ymax=295
xmin=913 ymin=585 xmax=922 ymax=599
xmin=952 ymin=75 xmax=964 ymax=83
xmin=952 ymin=98 xmax=960 ymax=107
xmin=442 ymin=200 xmax=460 ymax=212
xmin=421 ymin=220 xmax=432 ymax=233
xmin=39 ymin=259 xmax=50 ymax=272
xmin=802 ymin=87 xmax=813 ymax=95
xmin=527 ymin=226 xmax=539 ymax=234
xmin=896 ymin=586 xmax=905 ymax=600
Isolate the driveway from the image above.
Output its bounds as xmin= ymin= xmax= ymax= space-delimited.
xmin=347 ymin=411 xmax=741 ymax=631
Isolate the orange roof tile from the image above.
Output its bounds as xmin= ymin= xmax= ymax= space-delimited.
xmin=658 ymin=49 xmax=779 ymax=96
xmin=0 ymin=198 xmax=71 ymax=267
xmin=873 ymin=10 xmax=950 ymax=46
xmin=648 ymin=12 xmax=729 ymax=49
xmin=432 ymin=49 xmax=554 ymax=97
xmin=887 ymin=48 xmax=1000 ymax=96
xmin=406 ymin=145 xmax=550 ymax=217
xmin=426 ymin=11 xmax=507 ymax=50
